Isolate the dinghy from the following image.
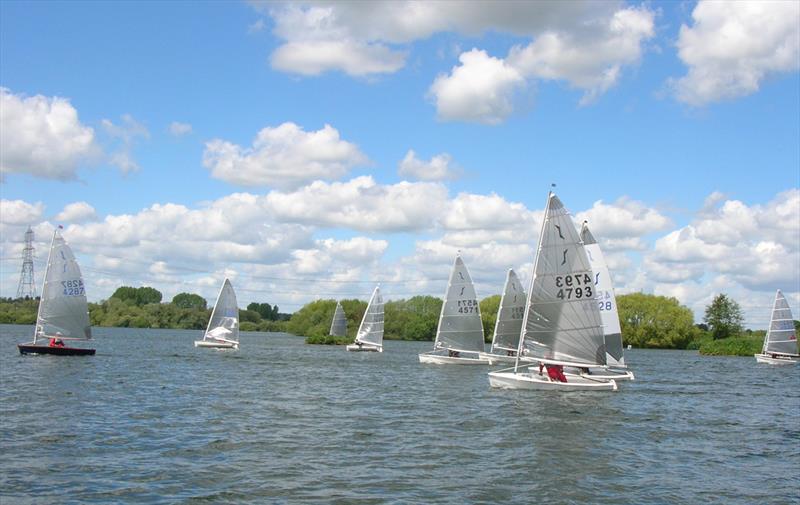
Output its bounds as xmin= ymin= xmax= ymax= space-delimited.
xmin=578 ymin=221 xmax=634 ymax=381
xmin=479 ymin=269 xmax=526 ymax=365
xmin=194 ymin=278 xmax=239 ymax=349
xmin=419 ymin=254 xmax=489 ymax=364
xmin=347 ymin=286 xmax=383 ymax=352
xmin=18 ymin=227 xmax=95 ymax=356
xmin=755 ymin=290 xmax=798 ymax=365
xmin=329 ymin=301 xmax=347 ymax=338
xmin=488 ymin=191 xmax=618 ymax=391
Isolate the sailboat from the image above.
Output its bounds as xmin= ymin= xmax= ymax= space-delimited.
xmin=18 ymin=227 xmax=95 ymax=356
xmin=479 ymin=269 xmax=526 ymax=365
xmin=347 ymin=286 xmax=384 ymax=352
xmin=329 ymin=301 xmax=347 ymax=337
xmin=579 ymin=221 xmax=634 ymax=380
xmin=755 ymin=289 xmax=798 ymax=365
xmin=194 ymin=278 xmax=239 ymax=349
xmin=488 ymin=191 xmax=618 ymax=390
xmin=419 ymin=253 xmax=489 ymax=364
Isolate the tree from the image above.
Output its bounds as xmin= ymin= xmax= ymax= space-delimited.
xmin=111 ymin=286 xmax=163 ymax=306
xmin=704 ymin=294 xmax=744 ymax=340
xmin=617 ymin=293 xmax=701 ymax=349
xmin=479 ymin=295 xmax=501 ymax=343
xmin=172 ymin=292 xmax=207 ymax=310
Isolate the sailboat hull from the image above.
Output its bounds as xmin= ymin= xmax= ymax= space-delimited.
xmin=194 ymin=340 xmax=238 ymax=349
xmin=754 ymin=353 xmax=798 ymax=365
xmin=346 ymin=344 xmax=382 ymax=352
xmin=576 ymin=368 xmax=635 ymax=381
xmin=18 ymin=344 xmax=95 ymax=356
xmin=488 ymin=370 xmax=618 ymax=391
xmin=419 ymin=352 xmax=489 ymax=365
xmin=479 ymin=352 xmax=518 ymax=365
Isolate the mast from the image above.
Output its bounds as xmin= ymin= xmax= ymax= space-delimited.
xmin=32 ymin=229 xmax=57 ymax=345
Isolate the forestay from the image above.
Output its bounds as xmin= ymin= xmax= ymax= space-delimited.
xmin=34 ymin=229 xmax=92 ymax=343
xmin=762 ymin=290 xmax=798 ymax=356
xmin=434 ymin=255 xmax=485 ymax=353
xmin=355 ymin=286 xmax=384 ymax=347
xmin=330 ymin=302 xmax=347 ymax=337
xmin=580 ymin=222 xmax=625 ymax=367
xmin=519 ymin=194 xmax=606 ymax=366
xmin=204 ymin=279 xmax=239 ymax=344
xmin=490 ymin=269 xmax=526 ymax=354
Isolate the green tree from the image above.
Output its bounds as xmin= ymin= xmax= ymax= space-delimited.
xmin=704 ymin=293 xmax=744 ymax=340
xmin=110 ymin=286 xmax=163 ymax=306
xmin=479 ymin=295 xmax=501 ymax=343
xmin=617 ymin=292 xmax=701 ymax=349
xmin=172 ymin=292 xmax=207 ymax=310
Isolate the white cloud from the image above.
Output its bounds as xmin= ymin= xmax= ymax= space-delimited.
xmin=203 ymin=122 xmax=369 ymax=189
xmin=576 ymin=197 xmax=672 ymax=239
xmin=55 ymin=202 xmax=98 ymax=223
xmin=169 ymin=121 xmax=193 ymax=136
xmin=271 ymin=40 xmax=406 ymax=76
xmin=0 ymin=199 xmax=45 ymax=225
xmin=442 ymin=192 xmax=536 ymax=231
xmin=398 ymin=149 xmax=459 ymax=181
xmin=672 ymin=0 xmax=800 ymax=106
xmin=0 ymin=88 xmax=97 ymax=180
xmin=101 ymin=114 xmax=150 ymax=174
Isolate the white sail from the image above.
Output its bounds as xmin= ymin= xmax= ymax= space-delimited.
xmin=434 ymin=254 xmax=485 ymax=353
xmin=490 ymin=269 xmax=526 ymax=354
xmin=34 ymin=229 xmax=92 ymax=343
xmin=762 ymin=290 xmax=798 ymax=356
xmin=518 ymin=193 xmax=606 ymax=367
xmin=581 ymin=222 xmax=626 ymax=367
xmin=355 ymin=286 xmax=383 ymax=347
xmin=203 ymin=279 xmax=239 ymax=344
xmin=330 ymin=301 xmax=347 ymax=337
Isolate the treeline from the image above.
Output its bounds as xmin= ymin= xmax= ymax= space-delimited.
xmin=0 ymin=285 xmax=289 ymax=332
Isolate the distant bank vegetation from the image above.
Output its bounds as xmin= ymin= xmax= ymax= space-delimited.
xmin=2 ymin=289 xmax=796 ymax=356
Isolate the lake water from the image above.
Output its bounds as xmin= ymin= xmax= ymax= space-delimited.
xmin=1 ymin=325 xmax=798 ymax=504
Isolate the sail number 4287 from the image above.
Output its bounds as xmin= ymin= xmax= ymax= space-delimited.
xmin=62 ymin=279 xmax=85 ymax=296
xmin=555 ymin=274 xmax=593 ymax=300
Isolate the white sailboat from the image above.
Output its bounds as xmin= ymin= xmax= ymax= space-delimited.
xmin=18 ymin=227 xmax=95 ymax=356
xmin=419 ymin=253 xmax=489 ymax=364
xmin=330 ymin=301 xmax=347 ymax=337
xmin=347 ymin=286 xmax=384 ymax=352
xmin=194 ymin=278 xmax=239 ymax=349
xmin=479 ymin=269 xmax=526 ymax=365
xmin=579 ymin=221 xmax=634 ymax=380
xmin=488 ymin=191 xmax=618 ymax=390
xmin=755 ymin=289 xmax=798 ymax=365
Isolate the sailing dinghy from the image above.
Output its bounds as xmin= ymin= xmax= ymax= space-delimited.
xmin=330 ymin=301 xmax=347 ymax=338
xmin=755 ymin=290 xmax=798 ymax=365
xmin=479 ymin=269 xmax=526 ymax=365
xmin=488 ymin=192 xmax=618 ymax=390
xmin=579 ymin=221 xmax=634 ymax=380
xmin=347 ymin=286 xmax=384 ymax=352
xmin=195 ymin=278 xmax=239 ymax=349
xmin=419 ymin=254 xmax=489 ymax=364
xmin=18 ymin=228 xmax=95 ymax=356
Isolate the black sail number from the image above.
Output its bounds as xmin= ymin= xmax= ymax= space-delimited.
xmin=555 ymin=274 xmax=593 ymax=300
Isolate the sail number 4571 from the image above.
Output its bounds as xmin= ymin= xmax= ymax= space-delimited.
xmin=555 ymin=274 xmax=593 ymax=300
xmin=62 ymin=279 xmax=85 ymax=296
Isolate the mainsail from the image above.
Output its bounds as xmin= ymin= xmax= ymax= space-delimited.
xmin=34 ymin=229 xmax=92 ymax=343
xmin=762 ymin=290 xmax=798 ymax=356
xmin=355 ymin=286 xmax=383 ymax=347
xmin=204 ymin=279 xmax=239 ymax=344
xmin=580 ymin=222 xmax=625 ymax=367
xmin=490 ymin=269 xmax=526 ymax=354
xmin=518 ymin=193 xmax=606 ymax=366
xmin=330 ymin=301 xmax=347 ymax=337
xmin=434 ymin=254 xmax=485 ymax=353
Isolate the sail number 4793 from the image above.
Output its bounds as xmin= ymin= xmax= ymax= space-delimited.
xmin=555 ymin=274 xmax=593 ymax=300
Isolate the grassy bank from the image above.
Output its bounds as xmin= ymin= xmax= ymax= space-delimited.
xmin=697 ymin=335 xmax=763 ymax=356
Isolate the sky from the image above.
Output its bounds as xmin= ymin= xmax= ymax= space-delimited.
xmin=1 ymin=0 xmax=798 ymax=328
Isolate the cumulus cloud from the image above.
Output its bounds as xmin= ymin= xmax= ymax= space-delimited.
xmin=398 ymin=149 xmax=460 ymax=181
xmin=0 ymin=199 xmax=46 ymax=225
xmin=203 ymin=122 xmax=369 ymax=189
xmin=169 ymin=121 xmax=193 ymax=136
xmin=102 ymin=114 xmax=150 ymax=174
xmin=671 ymin=0 xmax=800 ymax=106
xmin=55 ymin=202 xmax=98 ymax=223
xmin=0 ymin=88 xmax=97 ymax=180
xmin=576 ymin=197 xmax=673 ymax=239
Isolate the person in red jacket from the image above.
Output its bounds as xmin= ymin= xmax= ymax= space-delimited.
xmin=546 ymin=364 xmax=567 ymax=382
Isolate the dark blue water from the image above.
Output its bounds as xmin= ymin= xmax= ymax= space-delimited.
xmin=1 ymin=324 xmax=798 ymax=504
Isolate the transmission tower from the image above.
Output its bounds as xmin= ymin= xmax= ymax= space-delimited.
xmin=16 ymin=227 xmax=36 ymax=299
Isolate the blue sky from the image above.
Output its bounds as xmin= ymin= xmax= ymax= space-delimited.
xmin=1 ymin=0 xmax=798 ymax=327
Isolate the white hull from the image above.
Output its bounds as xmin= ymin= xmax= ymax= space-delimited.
xmin=346 ymin=343 xmax=382 ymax=352
xmin=419 ymin=352 xmax=489 ymax=365
xmin=479 ymin=352 xmax=518 ymax=365
xmin=194 ymin=340 xmax=238 ymax=349
xmin=755 ymin=353 xmax=798 ymax=365
xmin=488 ymin=369 xmax=618 ymax=391
xmin=571 ymin=367 xmax=635 ymax=381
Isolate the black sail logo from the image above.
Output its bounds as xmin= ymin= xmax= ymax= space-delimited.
xmin=561 ymin=249 xmax=568 ymax=265
xmin=555 ymin=224 xmax=565 ymax=240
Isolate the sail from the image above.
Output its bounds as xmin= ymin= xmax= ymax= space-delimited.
xmin=355 ymin=286 xmax=383 ymax=346
xmin=520 ymin=193 xmax=606 ymax=366
xmin=330 ymin=301 xmax=347 ymax=337
xmin=762 ymin=290 xmax=798 ymax=356
xmin=204 ymin=279 xmax=239 ymax=343
xmin=581 ymin=222 xmax=625 ymax=367
xmin=35 ymin=229 xmax=92 ymax=342
xmin=434 ymin=255 xmax=485 ymax=353
xmin=490 ymin=269 xmax=526 ymax=353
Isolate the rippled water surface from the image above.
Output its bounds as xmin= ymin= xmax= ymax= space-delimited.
xmin=1 ymin=325 xmax=798 ymax=504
